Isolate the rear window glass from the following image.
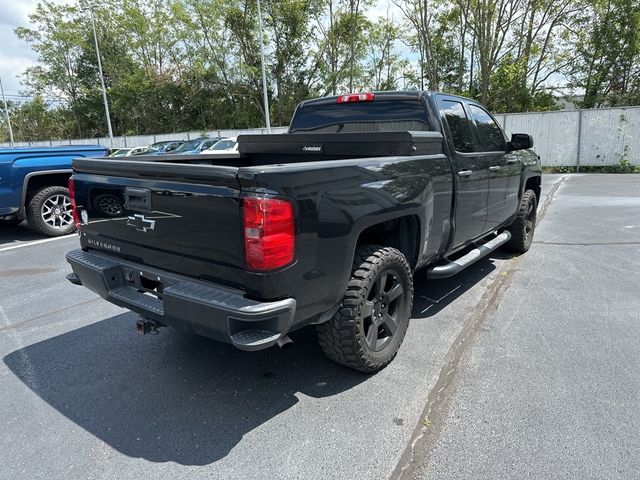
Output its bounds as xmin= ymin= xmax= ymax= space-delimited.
xmin=289 ymin=99 xmax=431 ymax=133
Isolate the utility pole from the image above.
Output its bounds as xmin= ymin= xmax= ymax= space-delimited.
xmin=256 ymin=0 xmax=271 ymax=133
xmin=91 ymin=7 xmax=114 ymax=141
xmin=0 ymin=76 xmax=14 ymax=146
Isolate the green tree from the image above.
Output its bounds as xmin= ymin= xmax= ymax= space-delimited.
xmin=364 ymin=16 xmax=411 ymax=90
xmin=16 ymin=1 xmax=89 ymax=136
xmin=573 ymin=0 xmax=640 ymax=107
xmin=14 ymin=0 xmax=632 ymax=142
xmin=312 ymin=0 xmax=373 ymax=95
xmin=1 ymin=98 xmax=71 ymax=142
xmin=263 ymin=0 xmax=321 ymax=124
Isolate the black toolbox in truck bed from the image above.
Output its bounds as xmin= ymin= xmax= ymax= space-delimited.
xmin=236 ymin=131 xmax=443 ymax=163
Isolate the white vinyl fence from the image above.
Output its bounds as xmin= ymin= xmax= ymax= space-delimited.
xmin=496 ymin=106 xmax=640 ymax=167
xmin=3 ymin=106 xmax=640 ymax=167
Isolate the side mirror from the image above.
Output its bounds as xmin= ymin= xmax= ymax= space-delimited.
xmin=508 ymin=133 xmax=533 ymax=151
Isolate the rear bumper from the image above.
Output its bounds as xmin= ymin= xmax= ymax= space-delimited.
xmin=66 ymin=249 xmax=296 ymax=351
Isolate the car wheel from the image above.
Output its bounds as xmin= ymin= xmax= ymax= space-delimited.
xmin=26 ymin=186 xmax=76 ymax=237
xmin=504 ymin=189 xmax=537 ymax=253
xmin=316 ymin=244 xmax=413 ymax=373
xmin=93 ymin=193 xmax=124 ymax=217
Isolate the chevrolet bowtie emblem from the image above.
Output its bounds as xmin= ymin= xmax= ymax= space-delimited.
xmin=127 ymin=214 xmax=156 ymax=232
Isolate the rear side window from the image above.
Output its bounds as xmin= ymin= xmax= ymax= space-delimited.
xmin=469 ymin=105 xmax=506 ymax=152
xmin=289 ymin=99 xmax=430 ymax=133
xmin=440 ymin=100 xmax=474 ymax=153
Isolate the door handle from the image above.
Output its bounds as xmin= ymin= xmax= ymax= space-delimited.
xmin=458 ymin=170 xmax=473 ymax=177
xmin=506 ymin=158 xmax=519 ymax=164
xmin=489 ymin=166 xmax=501 ymax=172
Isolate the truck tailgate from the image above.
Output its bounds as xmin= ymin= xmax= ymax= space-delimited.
xmin=72 ymin=158 xmax=245 ymax=289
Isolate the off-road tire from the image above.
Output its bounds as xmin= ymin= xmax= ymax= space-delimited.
xmin=317 ymin=244 xmax=413 ymax=373
xmin=26 ymin=186 xmax=75 ymax=237
xmin=504 ymin=189 xmax=537 ymax=253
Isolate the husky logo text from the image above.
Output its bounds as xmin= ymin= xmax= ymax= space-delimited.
xmin=127 ymin=214 xmax=156 ymax=232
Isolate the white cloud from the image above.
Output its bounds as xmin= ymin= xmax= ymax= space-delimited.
xmin=0 ymin=1 xmax=37 ymax=27
xmin=0 ymin=0 xmax=73 ymax=96
xmin=365 ymin=2 xmax=403 ymax=22
xmin=0 ymin=28 xmax=39 ymax=96
xmin=0 ymin=0 xmax=42 ymax=96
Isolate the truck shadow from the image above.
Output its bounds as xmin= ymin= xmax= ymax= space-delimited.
xmin=0 ymin=220 xmax=49 ymax=246
xmin=411 ymin=251 xmax=512 ymax=319
xmin=3 ymin=253 xmax=506 ymax=466
xmin=3 ymin=313 xmax=366 ymax=466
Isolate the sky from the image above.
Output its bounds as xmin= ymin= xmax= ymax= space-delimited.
xmin=0 ymin=0 xmax=404 ymax=99
xmin=0 ymin=0 xmax=44 ymax=98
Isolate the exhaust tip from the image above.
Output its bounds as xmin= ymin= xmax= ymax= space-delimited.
xmin=276 ymin=335 xmax=293 ymax=349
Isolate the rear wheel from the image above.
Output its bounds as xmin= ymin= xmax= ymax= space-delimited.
xmin=317 ymin=244 xmax=413 ymax=373
xmin=26 ymin=186 xmax=75 ymax=237
xmin=504 ymin=189 xmax=537 ymax=253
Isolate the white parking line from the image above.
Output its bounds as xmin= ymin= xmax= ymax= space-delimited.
xmin=0 ymin=234 xmax=77 ymax=253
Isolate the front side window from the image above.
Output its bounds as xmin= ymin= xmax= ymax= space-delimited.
xmin=469 ymin=105 xmax=506 ymax=152
xmin=440 ymin=100 xmax=474 ymax=153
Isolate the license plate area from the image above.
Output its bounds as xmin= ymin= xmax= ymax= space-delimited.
xmin=123 ymin=267 xmax=165 ymax=299
xmin=139 ymin=275 xmax=164 ymax=298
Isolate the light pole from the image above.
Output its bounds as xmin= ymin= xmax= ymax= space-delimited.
xmin=90 ymin=7 xmax=114 ymax=141
xmin=256 ymin=0 xmax=271 ymax=133
xmin=0 ymin=76 xmax=14 ymax=146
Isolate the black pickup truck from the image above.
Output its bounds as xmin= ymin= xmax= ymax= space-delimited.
xmin=66 ymin=91 xmax=541 ymax=372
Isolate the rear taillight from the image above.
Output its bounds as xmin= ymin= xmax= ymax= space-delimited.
xmin=336 ymin=92 xmax=374 ymax=104
xmin=242 ymin=197 xmax=295 ymax=271
xmin=68 ymin=176 xmax=81 ymax=230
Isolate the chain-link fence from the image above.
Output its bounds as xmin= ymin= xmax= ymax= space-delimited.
xmin=3 ymin=106 xmax=640 ymax=167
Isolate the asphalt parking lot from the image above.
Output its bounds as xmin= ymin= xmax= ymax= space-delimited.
xmin=1 ymin=174 xmax=638 ymax=480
